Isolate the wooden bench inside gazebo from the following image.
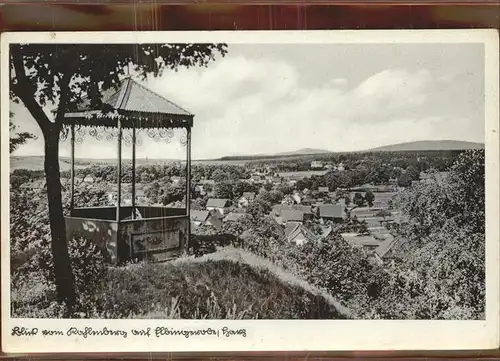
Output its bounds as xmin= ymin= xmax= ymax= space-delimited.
xmin=61 ymin=77 xmax=192 ymax=264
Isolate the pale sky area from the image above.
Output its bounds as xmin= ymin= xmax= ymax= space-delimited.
xmin=10 ymin=43 xmax=485 ymax=160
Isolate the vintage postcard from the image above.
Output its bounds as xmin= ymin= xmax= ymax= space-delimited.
xmin=2 ymin=30 xmax=499 ymax=353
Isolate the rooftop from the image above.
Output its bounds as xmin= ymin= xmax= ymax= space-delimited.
xmin=319 ymin=203 xmax=345 ymax=219
xmin=190 ymin=210 xmax=210 ymax=222
xmin=224 ymin=212 xmax=247 ymax=222
xmin=206 ymin=198 xmax=231 ymax=208
xmin=341 ymin=233 xmax=381 ymax=248
xmin=284 ymin=223 xmax=318 ymax=244
xmin=374 ymin=236 xmax=398 ymax=259
xmin=280 ymin=210 xmax=305 ymax=223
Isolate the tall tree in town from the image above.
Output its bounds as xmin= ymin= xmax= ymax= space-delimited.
xmin=10 ymin=43 xmax=227 ymax=308
xmin=364 ymin=190 xmax=375 ymax=207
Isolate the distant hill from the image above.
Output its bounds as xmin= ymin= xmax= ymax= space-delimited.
xmin=273 ymin=148 xmax=331 ymax=156
xmin=218 ymin=148 xmax=332 ymax=161
xmin=367 ymin=140 xmax=485 ymax=152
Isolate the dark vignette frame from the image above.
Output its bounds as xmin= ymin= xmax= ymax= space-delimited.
xmin=1 ymin=0 xmax=499 ymax=360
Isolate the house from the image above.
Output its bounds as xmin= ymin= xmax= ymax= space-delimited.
xmin=272 ymin=176 xmax=282 ymax=185
xmin=388 ymin=178 xmax=398 ymax=185
xmin=199 ymin=179 xmax=215 ymax=186
xmin=361 ymin=217 xmax=382 ymax=228
xmin=319 ymin=203 xmax=345 ymax=222
xmin=279 ymin=210 xmax=305 ymax=224
xmin=250 ymin=174 xmax=265 ymax=183
xmin=170 ymin=176 xmax=181 ymax=185
xmin=300 ymin=195 xmax=313 ymax=206
xmin=238 ymin=192 xmax=256 ymax=208
xmin=208 ymin=209 xmax=225 ymax=220
xmin=284 ymin=223 xmax=318 ymax=246
xmin=374 ymin=235 xmax=398 ymax=264
xmin=82 ymin=174 xmax=95 ymax=184
xmin=311 ymin=160 xmax=323 ymax=169
xmin=20 ymin=179 xmax=46 ymax=191
xmin=319 ymin=225 xmax=333 ymax=240
xmin=336 ymin=162 xmax=345 ymax=171
xmin=135 ymin=188 xmax=147 ymax=203
xmin=341 ymin=232 xmax=381 ymax=251
xmin=368 ymin=226 xmax=392 ymax=240
xmin=296 ymin=205 xmax=313 ymax=219
xmin=224 ymin=212 xmax=247 ymax=223
xmin=272 ymin=204 xmax=313 ymax=221
xmin=206 ymin=198 xmax=231 ymax=215
xmin=190 ymin=210 xmax=223 ymax=230
xmin=292 ymin=192 xmax=302 ymax=204
xmin=318 ymin=186 xmax=329 ymax=194
xmin=372 ymin=191 xmax=397 ymax=207
xmin=312 ymin=201 xmax=324 ymax=214
xmin=420 ymin=171 xmax=450 ymax=184
xmin=191 ymin=210 xmax=211 ymax=226
xmin=351 ymin=206 xmax=377 ymax=217
xmin=281 ymin=194 xmax=296 ymax=205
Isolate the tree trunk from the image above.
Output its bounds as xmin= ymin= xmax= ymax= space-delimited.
xmin=43 ymin=126 xmax=76 ymax=310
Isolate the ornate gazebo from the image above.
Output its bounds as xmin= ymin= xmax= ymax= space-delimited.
xmin=61 ymin=77 xmax=192 ymax=263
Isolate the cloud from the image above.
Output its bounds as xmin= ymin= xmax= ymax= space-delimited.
xmin=329 ymin=78 xmax=348 ymax=87
xmin=9 ymin=52 xmax=482 ymax=160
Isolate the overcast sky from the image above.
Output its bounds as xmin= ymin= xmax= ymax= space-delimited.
xmin=10 ymin=42 xmax=485 ymax=160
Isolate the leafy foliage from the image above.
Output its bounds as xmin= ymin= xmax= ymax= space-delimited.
xmin=377 ymin=150 xmax=486 ymax=319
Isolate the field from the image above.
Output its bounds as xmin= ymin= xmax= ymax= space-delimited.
xmin=10 ymin=156 xmax=91 ymax=172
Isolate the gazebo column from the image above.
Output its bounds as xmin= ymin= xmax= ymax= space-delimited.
xmin=70 ymin=123 xmax=75 ymax=213
xmin=186 ymin=126 xmax=192 ymax=246
xmin=131 ymin=124 xmax=136 ymax=219
xmin=116 ymin=120 xmax=123 ymax=222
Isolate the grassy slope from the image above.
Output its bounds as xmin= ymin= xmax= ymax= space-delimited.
xmin=99 ymin=247 xmax=352 ymax=319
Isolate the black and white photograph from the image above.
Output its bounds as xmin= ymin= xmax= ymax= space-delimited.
xmin=2 ymin=30 xmax=499 ymax=352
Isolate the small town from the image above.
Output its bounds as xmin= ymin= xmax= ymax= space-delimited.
xmin=19 ymin=158 xmax=419 ymax=265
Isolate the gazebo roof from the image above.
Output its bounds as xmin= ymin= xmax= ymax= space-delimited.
xmin=62 ymin=77 xmax=194 ymax=129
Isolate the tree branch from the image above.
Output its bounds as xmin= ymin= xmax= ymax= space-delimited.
xmin=55 ymin=70 xmax=73 ymax=125
xmin=11 ymin=46 xmax=52 ymax=134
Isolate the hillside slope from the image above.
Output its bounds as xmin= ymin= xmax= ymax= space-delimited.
xmin=368 ymin=140 xmax=484 ymax=152
xmin=102 ymin=247 xmax=352 ymax=319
